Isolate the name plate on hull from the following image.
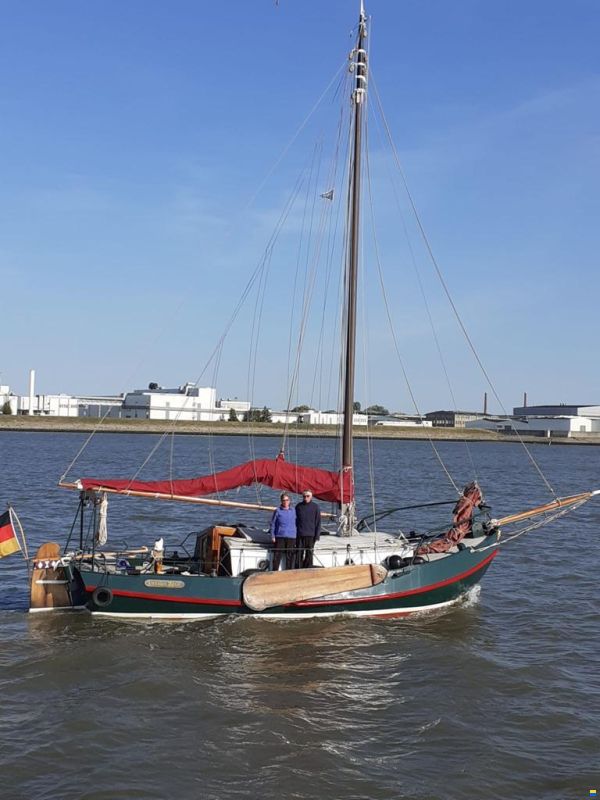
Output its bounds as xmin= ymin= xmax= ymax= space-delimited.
xmin=144 ymin=579 xmax=185 ymax=589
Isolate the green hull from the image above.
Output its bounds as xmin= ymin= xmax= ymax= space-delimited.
xmin=73 ymin=544 xmax=498 ymax=619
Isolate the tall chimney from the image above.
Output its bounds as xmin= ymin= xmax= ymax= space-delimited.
xmin=523 ymin=391 xmax=527 ymax=408
xmin=28 ymin=369 xmax=35 ymax=415
xmin=483 ymin=391 xmax=488 ymax=415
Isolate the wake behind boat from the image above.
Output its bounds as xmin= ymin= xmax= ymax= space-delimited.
xmin=6 ymin=3 xmax=599 ymax=620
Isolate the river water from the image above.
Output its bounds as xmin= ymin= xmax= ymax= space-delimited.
xmin=0 ymin=431 xmax=598 ymax=800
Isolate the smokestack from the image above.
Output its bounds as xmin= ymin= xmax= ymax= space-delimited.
xmin=483 ymin=392 xmax=488 ymax=415
xmin=523 ymin=391 xmax=527 ymax=408
xmin=28 ymin=369 xmax=35 ymax=415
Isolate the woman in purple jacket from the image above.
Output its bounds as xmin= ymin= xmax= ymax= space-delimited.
xmin=270 ymin=493 xmax=297 ymax=570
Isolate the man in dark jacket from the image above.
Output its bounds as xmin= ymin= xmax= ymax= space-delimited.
xmin=295 ymin=490 xmax=321 ymax=568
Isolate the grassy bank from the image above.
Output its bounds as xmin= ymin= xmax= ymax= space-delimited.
xmin=1 ymin=414 xmax=599 ymax=445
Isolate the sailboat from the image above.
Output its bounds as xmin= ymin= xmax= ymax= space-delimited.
xmin=27 ymin=3 xmax=598 ymax=619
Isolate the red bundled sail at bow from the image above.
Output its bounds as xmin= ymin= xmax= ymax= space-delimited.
xmin=80 ymin=457 xmax=354 ymax=505
xmin=417 ymin=481 xmax=483 ymax=554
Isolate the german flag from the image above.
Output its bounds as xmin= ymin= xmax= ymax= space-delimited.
xmin=0 ymin=510 xmax=21 ymax=558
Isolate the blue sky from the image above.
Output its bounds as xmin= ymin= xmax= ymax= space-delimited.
xmin=1 ymin=0 xmax=599 ymax=413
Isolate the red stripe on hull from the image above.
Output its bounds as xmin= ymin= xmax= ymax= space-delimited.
xmin=85 ymin=585 xmax=243 ymax=607
xmin=293 ymin=549 xmax=498 ymax=607
xmin=84 ymin=549 xmax=497 ymax=612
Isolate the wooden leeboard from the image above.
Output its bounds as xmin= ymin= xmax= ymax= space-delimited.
xmin=243 ymin=564 xmax=388 ymax=612
xmin=29 ymin=542 xmax=72 ymax=610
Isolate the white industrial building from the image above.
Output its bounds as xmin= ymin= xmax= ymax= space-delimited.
xmin=0 ymin=385 xmax=18 ymax=415
xmin=78 ymin=395 xmax=125 ymax=418
xmin=3 ymin=371 xmax=375 ymax=426
xmin=121 ymin=384 xmax=223 ymax=421
xmin=9 ymin=371 xmax=122 ymax=418
xmin=512 ymin=404 xmax=600 ymax=420
xmin=218 ymin=398 xmax=251 ymax=414
xmin=6 ymin=368 xmax=600 ymax=438
xmin=19 ymin=394 xmax=79 ymax=416
xmin=425 ymin=410 xmax=484 ymax=428
xmin=466 ymin=407 xmax=600 ymax=438
xmin=270 ymin=411 xmax=299 ymax=424
xmin=521 ymin=416 xmax=600 ymax=436
xmin=374 ymin=417 xmax=433 ymax=428
xmin=297 ymin=410 xmax=368 ymax=426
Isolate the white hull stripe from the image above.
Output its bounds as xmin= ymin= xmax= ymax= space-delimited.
xmin=89 ymin=595 xmax=465 ymax=621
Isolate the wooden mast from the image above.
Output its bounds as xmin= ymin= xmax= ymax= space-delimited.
xmin=341 ymin=2 xmax=368 ymax=533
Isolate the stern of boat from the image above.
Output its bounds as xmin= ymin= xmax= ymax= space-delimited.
xmin=29 ymin=543 xmax=87 ymax=613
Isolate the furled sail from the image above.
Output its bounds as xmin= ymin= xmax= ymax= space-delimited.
xmin=417 ymin=481 xmax=483 ymax=554
xmin=79 ymin=457 xmax=354 ymax=504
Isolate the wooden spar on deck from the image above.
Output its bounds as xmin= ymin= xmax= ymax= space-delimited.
xmin=243 ymin=563 xmax=388 ymax=612
xmin=57 ymin=481 xmax=337 ymax=518
xmin=496 ymin=490 xmax=599 ymax=527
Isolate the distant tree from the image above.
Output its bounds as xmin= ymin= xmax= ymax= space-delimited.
xmin=243 ymin=408 xmax=263 ymax=423
xmin=241 ymin=407 xmax=272 ymax=423
xmin=365 ymin=404 xmax=389 ymax=416
xmin=353 ymin=401 xmax=361 ymax=412
xmin=228 ymin=407 xmax=238 ymax=422
xmin=2 ymin=400 xmax=12 ymax=415
xmin=291 ymin=404 xmax=311 ymax=412
xmin=148 ymin=382 xmax=159 ymax=390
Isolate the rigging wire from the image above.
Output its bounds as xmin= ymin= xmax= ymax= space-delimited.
xmin=123 ymin=173 xmax=306 ymax=489
xmin=244 ymin=62 xmax=346 ymax=213
xmin=60 ymin=62 xmax=346 ymax=487
xmin=364 ymin=120 xmax=461 ymax=496
xmin=367 ymin=89 xmax=480 ymax=485
xmin=477 ymin=496 xmax=592 ymax=551
xmin=281 ymin=130 xmax=344 ymax=461
xmin=245 ymin=227 xmax=279 ymax=505
xmin=322 ymin=92 xmax=355 ymax=476
xmin=169 ymin=425 xmax=175 ymax=497
xmin=360 ymin=9 xmax=380 ymax=533
xmin=309 ymin=98 xmax=348 ymax=414
xmin=358 ymin=185 xmax=379 ymax=536
xmin=369 ymin=72 xmax=557 ymax=500
xmin=208 ymin=339 xmax=226 ymax=502
xmin=285 ymin=144 xmax=319 ymax=425
xmin=282 ymin=139 xmax=324 ymax=434
xmin=284 ymin=151 xmax=336 ymax=486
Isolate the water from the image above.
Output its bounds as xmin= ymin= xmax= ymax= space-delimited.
xmin=0 ymin=432 xmax=598 ymax=800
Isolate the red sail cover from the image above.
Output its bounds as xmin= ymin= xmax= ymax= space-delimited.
xmin=417 ymin=481 xmax=483 ymax=554
xmin=80 ymin=458 xmax=354 ymax=504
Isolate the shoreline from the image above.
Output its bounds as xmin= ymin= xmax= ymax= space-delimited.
xmin=1 ymin=416 xmax=599 ymax=445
